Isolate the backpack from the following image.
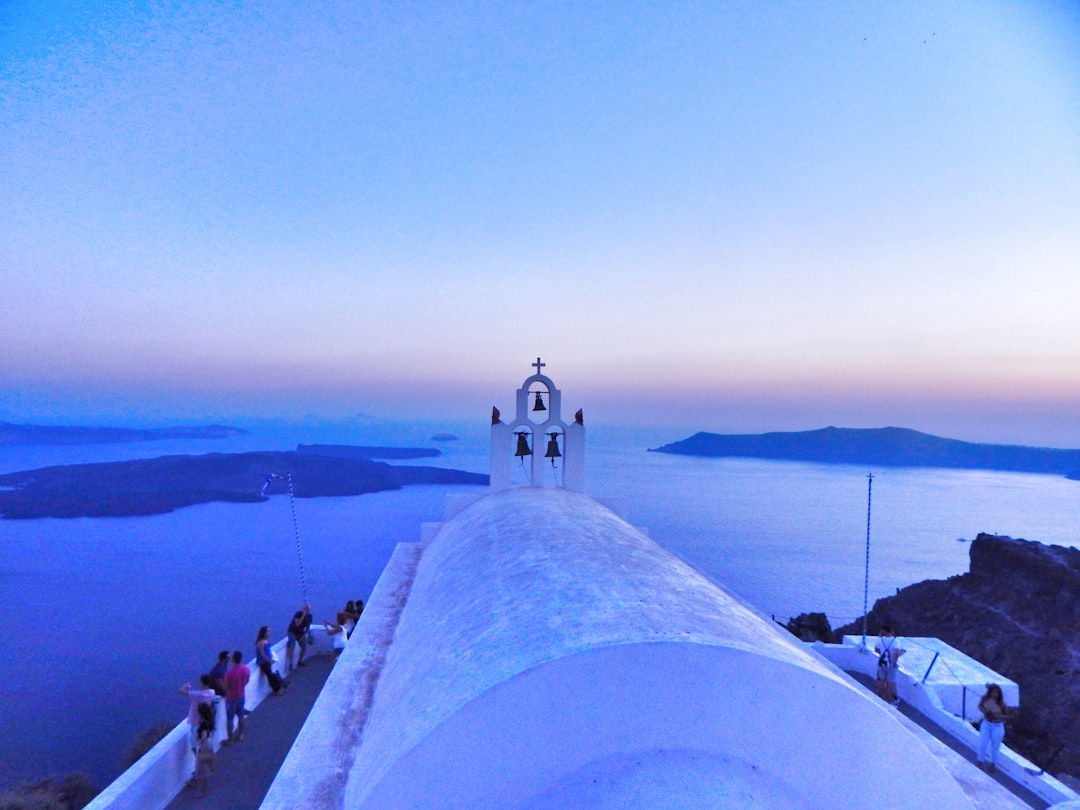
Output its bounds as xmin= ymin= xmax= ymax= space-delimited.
xmin=877 ymin=638 xmax=894 ymax=668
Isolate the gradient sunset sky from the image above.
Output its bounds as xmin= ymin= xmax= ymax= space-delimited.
xmin=3 ymin=1 xmax=1079 ymax=444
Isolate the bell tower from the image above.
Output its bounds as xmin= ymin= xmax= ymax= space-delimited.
xmin=490 ymin=358 xmax=585 ymax=492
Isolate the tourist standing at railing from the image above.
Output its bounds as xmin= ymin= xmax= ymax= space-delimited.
xmin=209 ymin=650 xmax=229 ymax=697
xmin=345 ymin=599 xmax=364 ymax=638
xmin=286 ymin=604 xmax=312 ymax=671
xmin=224 ymin=650 xmax=250 ymax=743
xmin=325 ymin=612 xmax=348 ymax=661
xmin=343 ymin=601 xmax=358 ymax=638
xmin=255 ymin=626 xmax=286 ymax=695
xmin=977 ymin=683 xmax=1011 ymax=773
xmin=193 ymin=701 xmax=216 ymax=797
xmin=178 ymin=675 xmax=217 ymax=758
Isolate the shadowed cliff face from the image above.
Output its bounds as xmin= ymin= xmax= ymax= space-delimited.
xmin=836 ymin=534 xmax=1080 ymax=779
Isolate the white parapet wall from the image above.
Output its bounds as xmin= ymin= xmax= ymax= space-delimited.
xmin=811 ymin=637 xmax=1080 ymax=809
xmin=85 ymin=629 xmax=333 ymax=810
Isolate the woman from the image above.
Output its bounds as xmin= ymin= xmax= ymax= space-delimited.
xmin=324 ymin=612 xmax=348 ymax=662
xmin=255 ymin=626 xmax=285 ymax=695
xmin=343 ymin=601 xmax=357 ymax=639
xmin=977 ymin=683 xmax=1009 ymax=773
xmin=193 ymin=701 xmax=216 ymax=797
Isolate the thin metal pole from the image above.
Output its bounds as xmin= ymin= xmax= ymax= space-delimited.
xmin=861 ymin=473 xmax=874 ymax=649
xmin=286 ymin=472 xmax=309 ymax=605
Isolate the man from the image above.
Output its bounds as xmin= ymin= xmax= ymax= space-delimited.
xmin=209 ymin=650 xmax=229 ymax=697
xmin=874 ymin=625 xmax=905 ymax=706
xmin=178 ymin=675 xmax=217 ymax=754
xmin=286 ymin=604 xmax=312 ymax=671
xmin=223 ymin=651 xmax=250 ymax=743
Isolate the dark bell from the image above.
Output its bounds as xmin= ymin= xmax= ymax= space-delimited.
xmin=545 ymin=434 xmax=561 ymax=459
xmin=514 ymin=433 xmax=532 ymax=457
xmin=532 ymin=392 xmax=547 ymax=411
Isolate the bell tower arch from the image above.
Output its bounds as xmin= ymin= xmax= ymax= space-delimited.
xmin=490 ymin=358 xmax=585 ymax=492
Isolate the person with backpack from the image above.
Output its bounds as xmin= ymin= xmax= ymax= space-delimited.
xmin=874 ymin=625 xmax=905 ymax=705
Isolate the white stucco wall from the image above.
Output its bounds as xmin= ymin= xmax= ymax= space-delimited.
xmin=334 ymin=487 xmax=975 ymax=809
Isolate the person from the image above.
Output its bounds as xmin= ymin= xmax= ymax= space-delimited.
xmin=324 ymin=612 xmax=348 ymax=661
xmin=178 ymin=675 xmax=217 ymax=755
xmin=344 ymin=599 xmax=364 ymax=638
xmin=192 ymin=701 xmax=216 ymax=797
xmin=342 ymin=601 xmax=357 ymax=639
xmin=223 ymin=650 xmax=250 ymax=743
xmin=874 ymin=625 xmax=905 ymax=705
xmin=286 ymin=604 xmax=312 ymax=671
xmin=977 ymin=683 xmax=1010 ymax=773
xmin=209 ymin=650 xmax=230 ymax=697
xmin=255 ymin=626 xmax=285 ymax=695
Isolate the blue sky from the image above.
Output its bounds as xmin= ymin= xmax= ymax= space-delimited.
xmin=2 ymin=1 xmax=1079 ymax=444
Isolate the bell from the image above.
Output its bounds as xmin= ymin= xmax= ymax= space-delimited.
xmin=545 ymin=433 xmax=561 ymax=459
xmin=532 ymin=392 xmax=547 ymax=412
xmin=514 ymin=432 xmax=532 ymax=457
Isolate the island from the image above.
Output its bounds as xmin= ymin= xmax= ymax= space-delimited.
xmin=0 ymin=422 xmax=248 ymax=445
xmin=650 ymin=426 xmax=1080 ymax=478
xmin=0 ymin=447 xmax=488 ymax=519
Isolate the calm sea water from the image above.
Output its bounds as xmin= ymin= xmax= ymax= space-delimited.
xmin=1 ymin=420 xmax=1078 ymax=789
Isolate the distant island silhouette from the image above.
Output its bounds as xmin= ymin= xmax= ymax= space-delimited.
xmin=0 ymin=421 xmax=248 ymax=445
xmin=0 ymin=447 xmax=487 ymax=519
xmin=651 ymin=426 xmax=1080 ymax=479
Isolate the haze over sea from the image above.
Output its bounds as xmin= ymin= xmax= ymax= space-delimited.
xmin=2 ymin=419 xmax=1079 ymax=790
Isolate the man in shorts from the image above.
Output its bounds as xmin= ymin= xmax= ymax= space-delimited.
xmin=286 ymin=604 xmax=312 ymax=671
xmin=223 ymin=651 xmax=250 ymax=743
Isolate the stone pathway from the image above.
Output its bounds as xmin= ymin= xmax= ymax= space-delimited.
xmin=166 ymin=655 xmax=333 ymax=810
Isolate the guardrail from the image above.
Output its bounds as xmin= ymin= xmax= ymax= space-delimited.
xmin=85 ymin=628 xmax=334 ymax=810
xmin=811 ymin=638 xmax=1080 ymax=809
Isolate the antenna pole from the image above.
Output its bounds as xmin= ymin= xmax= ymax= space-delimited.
xmin=861 ymin=472 xmax=874 ymax=649
xmin=286 ymin=472 xmax=309 ymax=605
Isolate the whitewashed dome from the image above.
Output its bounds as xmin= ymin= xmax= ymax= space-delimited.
xmin=342 ymin=486 xmax=973 ymax=809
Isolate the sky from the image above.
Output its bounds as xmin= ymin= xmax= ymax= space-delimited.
xmin=2 ymin=1 xmax=1079 ymax=445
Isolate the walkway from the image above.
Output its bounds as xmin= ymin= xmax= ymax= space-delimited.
xmin=166 ymin=655 xmax=333 ymax=810
xmin=847 ymin=672 xmax=1046 ymax=809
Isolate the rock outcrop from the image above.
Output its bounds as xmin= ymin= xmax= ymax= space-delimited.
xmin=834 ymin=534 xmax=1080 ymax=778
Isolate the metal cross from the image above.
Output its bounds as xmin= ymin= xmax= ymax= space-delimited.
xmin=532 ymin=357 xmax=546 ymax=375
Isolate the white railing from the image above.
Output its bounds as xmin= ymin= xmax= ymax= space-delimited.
xmin=811 ymin=638 xmax=1080 ymax=809
xmin=85 ymin=628 xmax=333 ymax=810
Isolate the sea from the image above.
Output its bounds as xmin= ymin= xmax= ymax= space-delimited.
xmin=1 ymin=418 xmax=1078 ymax=791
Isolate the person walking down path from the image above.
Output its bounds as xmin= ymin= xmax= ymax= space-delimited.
xmin=223 ymin=651 xmax=250 ymax=744
xmin=255 ymin=626 xmax=286 ymax=695
xmin=977 ymin=683 xmax=1011 ymax=773
xmin=286 ymin=605 xmax=312 ymax=672
xmin=874 ymin=626 xmax=905 ymax=706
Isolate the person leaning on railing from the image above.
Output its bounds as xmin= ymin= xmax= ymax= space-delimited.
xmin=324 ymin=612 xmax=348 ymax=661
xmin=255 ymin=625 xmax=286 ymax=695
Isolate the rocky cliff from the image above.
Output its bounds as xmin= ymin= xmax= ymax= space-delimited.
xmin=830 ymin=534 xmax=1080 ymax=778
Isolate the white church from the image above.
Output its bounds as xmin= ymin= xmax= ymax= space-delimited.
xmin=254 ymin=361 xmax=1045 ymax=809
